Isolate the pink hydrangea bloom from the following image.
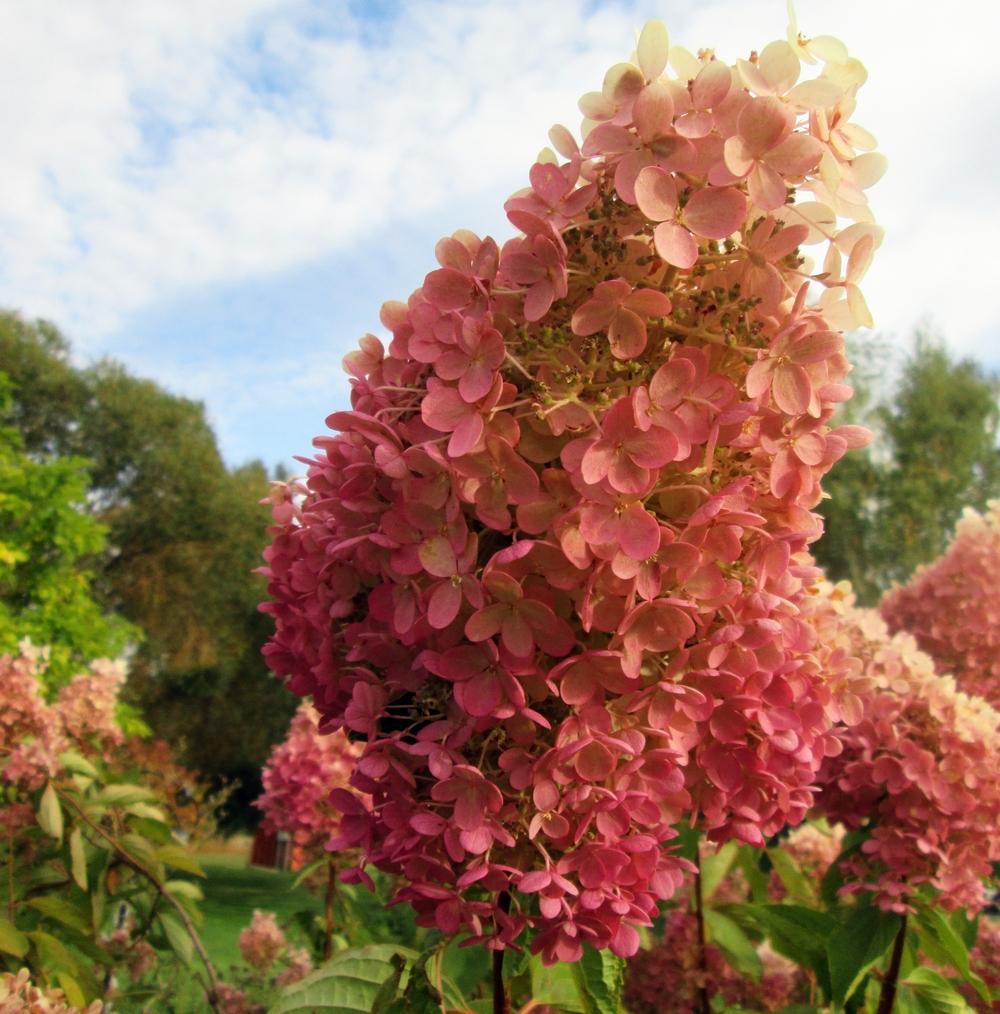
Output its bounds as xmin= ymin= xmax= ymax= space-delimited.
xmin=0 ymin=968 xmax=102 ymax=1013
xmin=274 ymin=947 xmax=313 ymax=988
xmin=238 ymin=910 xmax=286 ymax=972
xmin=806 ymin=581 xmax=1000 ymax=913
xmin=623 ymin=908 xmax=806 ymax=1013
xmin=1 ymin=644 xmax=128 ymax=792
xmin=881 ymin=501 xmax=1000 ymax=706
xmin=256 ymin=702 xmax=362 ymax=859
xmin=53 ymin=657 xmax=126 ymax=758
xmin=259 ymin=17 xmax=883 ymax=963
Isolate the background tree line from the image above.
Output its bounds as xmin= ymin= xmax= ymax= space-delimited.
xmin=1 ymin=309 xmax=997 ymax=823
xmin=0 ymin=310 xmax=295 ymax=825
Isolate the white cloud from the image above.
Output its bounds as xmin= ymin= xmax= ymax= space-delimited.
xmin=1 ymin=0 xmax=999 ymax=374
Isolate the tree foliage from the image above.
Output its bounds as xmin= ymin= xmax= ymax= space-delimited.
xmin=816 ymin=334 xmax=1000 ymax=602
xmin=0 ymin=311 xmax=295 ymax=819
xmin=0 ymin=377 xmax=132 ymax=683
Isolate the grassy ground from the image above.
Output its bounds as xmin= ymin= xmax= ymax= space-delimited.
xmin=196 ymin=850 xmax=321 ymax=975
xmin=116 ymin=844 xmax=321 ymax=1012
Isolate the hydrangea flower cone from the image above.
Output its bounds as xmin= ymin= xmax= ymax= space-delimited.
xmin=260 ymin=16 xmax=885 ymax=962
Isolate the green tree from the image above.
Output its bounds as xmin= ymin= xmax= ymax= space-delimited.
xmin=816 ymin=335 xmax=1000 ymax=602
xmin=0 ymin=311 xmax=295 ymax=819
xmin=0 ymin=375 xmax=133 ymax=682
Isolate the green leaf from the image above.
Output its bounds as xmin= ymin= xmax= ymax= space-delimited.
xmin=37 ymin=783 xmax=63 ymax=841
xmin=375 ymin=951 xmax=431 ymax=1013
xmin=156 ymin=844 xmax=205 ymax=877
xmin=58 ymin=751 xmax=99 ymax=779
xmin=701 ymin=841 xmax=739 ymax=901
xmin=125 ymin=802 xmax=168 ymax=823
xmin=159 ymin=913 xmax=193 ymax=966
xmin=269 ymin=945 xmax=419 ymax=1014
xmin=705 ymin=908 xmax=762 ymax=982
xmin=290 ymin=855 xmax=328 ymax=891
xmin=901 ymin=967 xmax=975 ymax=1013
xmin=531 ymin=957 xmax=586 ymax=1013
xmin=767 ymin=845 xmax=815 ymax=904
xmin=0 ymin=917 xmax=29 ymax=958
xmin=726 ymin=903 xmax=834 ymax=1000
xmin=27 ymin=929 xmax=77 ymax=972
xmin=912 ymin=903 xmax=989 ymax=1002
xmin=69 ymin=827 xmax=87 ymax=890
xmin=56 ymin=972 xmax=86 ymax=1009
xmin=827 ymin=905 xmax=901 ymax=1006
xmin=672 ymin=823 xmax=701 ymax=862
xmin=165 ymin=879 xmax=204 ymax=902
xmin=819 ymin=832 xmax=866 ymax=908
xmin=570 ymin=944 xmax=626 ymax=1014
xmin=735 ymin=845 xmax=771 ymax=904
xmin=95 ymin=784 xmax=158 ymax=806
xmin=27 ymin=896 xmax=91 ymax=934
xmin=121 ymin=832 xmax=163 ymax=877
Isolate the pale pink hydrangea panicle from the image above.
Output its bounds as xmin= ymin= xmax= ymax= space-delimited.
xmin=54 ymin=657 xmax=126 ymax=758
xmin=0 ymin=643 xmax=66 ymax=790
xmin=260 ymin=13 xmax=884 ymax=963
xmin=238 ymin=910 xmax=287 ymax=972
xmin=881 ymin=501 xmax=1000 ymax=707
xmin=805 ymin=581 xmax=1000 ymax=914
xmin=0 ymin=968 xmax=102 ymax=1013
xmin=256 ymin=702 xmax=362 ymax=859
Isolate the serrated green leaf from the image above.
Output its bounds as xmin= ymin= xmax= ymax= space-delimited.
xmin=0 ymin=917 xmax=29 ymax=957
xmin=701 ymin=841 xmax=739 ymax=901
xmin=570 ymin=944 xmax=625 ymax=1014
xmin=371 ymin=952 xmax=417 ymax=1012
xmin=159 ymin=913 xmax=193 ymax=966
xmin=827 ymin=905 xmax=901 ymax=1006
xmin=27 ymin=896 xmax=90 ymax=934
xmin=157 ymin=844 xmax=204 ymax=877
xmin=705 ymin=908 xmax=762 ymax=982
xmin=768 ymin=845 xmax=815 ymax=904
xmin=913 ymin=903 xmax=989 ymax=1002
xmin=69 ymin=827 xmax=87 ymax=890
xmin=38 ymin=783 xmax=63 ymax=841
xmin=725 ymin=903 xmax=834 ymax=1000
xmin=901 ymin=967 xmax=974 ymax=1013
xmin=269 ymin=945 xmax=419 ymax=1014
xmin=531 ymin=956 xmax=585 ymax=1013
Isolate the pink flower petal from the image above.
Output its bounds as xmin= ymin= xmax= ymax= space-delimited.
xmin=635 ymin=166 xmax=678 ymax=222
xmin=575 ymin=740 xmax=615 ymax=781
xmin=618 ymin=503 xmax=661 ymax=560
xmin=652 ymin=221 xmax=698 ymax=269
xmin=682 ymin=186 xmax=748 ymax=240
xmin=608 ymin=307 xmax=647 ymax=360
xmin=772 ymin=363 xmax=812 ymax=415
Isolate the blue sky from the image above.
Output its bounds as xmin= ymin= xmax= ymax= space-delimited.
xmin=2 ymin=0 xmax=999 ymax=469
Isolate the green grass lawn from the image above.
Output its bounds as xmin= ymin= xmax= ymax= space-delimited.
xmin=196 ymin=852 xmax=321 ymax=975
xmin=116 ymin=848 xmax=321 ymax=1013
